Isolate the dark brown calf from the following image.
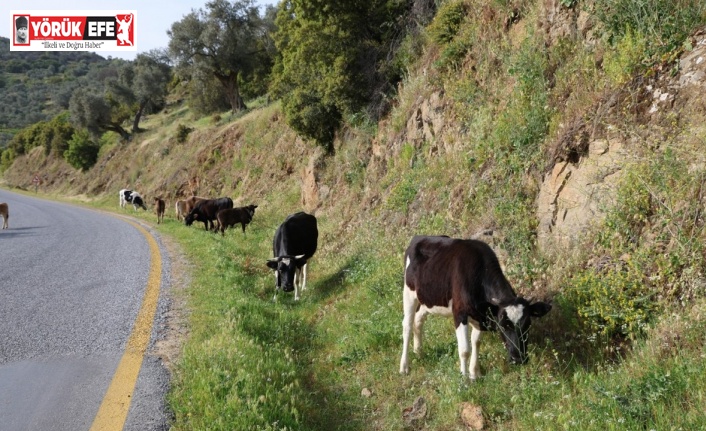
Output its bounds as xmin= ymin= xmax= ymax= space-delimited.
xmin=154 ymin=197 xmax=165 ymax=224
xmin=216 ymin=205 xmax=258 ymax=236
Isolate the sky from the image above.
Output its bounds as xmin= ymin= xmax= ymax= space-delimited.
xmin=2 ymin=0 xmax=276 ymax=61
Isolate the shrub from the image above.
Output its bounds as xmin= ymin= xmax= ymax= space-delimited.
xmin=64 ymin=129 xmax=99 ymax=171
xmin=429 ymin=1 xmax=472 ymax=71
xmin=592 ymin=0 xmax=706 ymax=62
xmin=176 ymin=124 xmax=193 ymax=143
xmin=281 ymin=89 xmax=340 ymax=152
xmin=568 ymin=262 xmax=656 ymax=338
xmin=427 ymin=0 xmax=467 ymax=45
xmin=599 ymin=166 xmax=652 ymax=249
xmin=0 ymin=148 xmax=16 ymax=172
xmin=603 ymin=29 xmax=649 ymax=86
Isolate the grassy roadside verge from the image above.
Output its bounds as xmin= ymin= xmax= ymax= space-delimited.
xmin=5 ymin=168 xmax=706 ymax=430
xmin=154 ymin=198 xmax=706 ymax=431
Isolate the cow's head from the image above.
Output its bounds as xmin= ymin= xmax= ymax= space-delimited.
xmin=184 ymin=210 xmax=196 ymax=226
xmin=132 ymin=196 xmax=147 ymax=210
xmin=496 ymin=298 xmax=551 ymax=365
xmin=266 ymin=255 xmax=306 ymax=292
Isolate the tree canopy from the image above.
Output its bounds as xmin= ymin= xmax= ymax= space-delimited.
xmin=168 ymin=0 xmax=275 ymax=113
xmin=271 ymin=0 xmax=421 ymax=151
xmin=69 ymin=87 xmax=131 ymax=140
xmin=116 ymin=51 xmax=172 ymax=132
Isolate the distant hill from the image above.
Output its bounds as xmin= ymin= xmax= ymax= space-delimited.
xmin=0 ymin=36 xmax=110 ymax=148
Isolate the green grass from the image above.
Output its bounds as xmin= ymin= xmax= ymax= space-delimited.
xmin=152 ymin=204 xmax=706 ymax=430
xmin=16 ymin=175 xmax=706 ymax=430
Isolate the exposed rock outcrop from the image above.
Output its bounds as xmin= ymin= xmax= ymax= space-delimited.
xmin=537 ymin=138 xmax=627 ymax=250
xmin=537 ymin=27 xmax=706 ymax=251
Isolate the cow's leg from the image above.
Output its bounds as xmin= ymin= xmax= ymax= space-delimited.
xmin=272 ymin=272 xmax=280 ymax=301
xmin=456 ymin=322 xmax=470 ymax=378
xmin=400 ymin=284 xmax=418 ymax=374
xmin=293 ymin=266 xmax=302 ymax=300
xmin=301 ymin=263 xmax=308 ymax=291
xmin=413 ymin=307 xmax=429 ymax=355
xmin=469 ymin=325 xmax=482 ymax=380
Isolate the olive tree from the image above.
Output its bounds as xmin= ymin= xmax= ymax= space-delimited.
xmin=168 ymin=0 xmax=273 ymax=113
xmin=69 ymin=87 xmax=131 ymax=140
xmin=122 ymin=51 xmax=171 ymax=132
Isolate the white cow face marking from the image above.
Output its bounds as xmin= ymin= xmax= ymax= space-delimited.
xmin=497 ymin=302 xmax=531 ymax=365
xmin=266 ymin=255 xmax=308 ymax=293
xmin=505 ymin=304 xmax=525 ymax=325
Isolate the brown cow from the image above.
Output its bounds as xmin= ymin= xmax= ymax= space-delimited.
xmin=185 ymin=197 xmax=233 ymax=230
xmin=184 ymin=196 xmax=207 ymax=215
xmin=175 ymin=196 xmax=206 ymax=222
xmin=175 ymin=200 xmax=187 ymax=221
xmin=216 ymin=204 xmax=257 ymax=236
xmin=154 ymin=197 xmax=165 ymax=224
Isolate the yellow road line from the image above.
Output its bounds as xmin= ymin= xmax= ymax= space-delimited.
xmin=90 ymin=220 xmax=162 ymax=431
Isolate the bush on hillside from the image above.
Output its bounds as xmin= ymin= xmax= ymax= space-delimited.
xmin=592 ymin=0 xmax=706 ymax=62
xmin=64 ymin=129 xmax=99 ymax=171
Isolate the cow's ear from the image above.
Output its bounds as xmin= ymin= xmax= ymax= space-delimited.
xmin=529 ymin=301 xmax=552 ymax=317
xmin=266 ymin=259 xmax=279 ymax=269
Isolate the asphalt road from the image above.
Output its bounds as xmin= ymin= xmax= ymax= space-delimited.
xmin=0 ymin=189 xmax=172 ymax=431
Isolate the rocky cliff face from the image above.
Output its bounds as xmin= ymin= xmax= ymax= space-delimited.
xmin=536 ymin=28 xmax=706 ymax=251
xmin=537 ymin=138 xmax=627 ymax=250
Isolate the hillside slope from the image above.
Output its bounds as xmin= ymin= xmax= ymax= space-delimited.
xmin=0 ymin=36 xmax=108 ymax=147
xmin=4 ymin=0 xmax=706 ymax=429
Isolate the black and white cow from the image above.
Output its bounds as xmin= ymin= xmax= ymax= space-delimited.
xmin=266 ymin=212 xmax=318 ymax=301
xmin=119 ymin=189 xmax=147 ymax=211
xmin=400 ymin=236 xmax=551 ymax=380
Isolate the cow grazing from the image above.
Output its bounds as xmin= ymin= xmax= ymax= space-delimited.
xmin=216 ymin=204 xmax=258 ymax=236
xmin=184 ymin=197 xmax=233 ymax=230
xmin=129 ymin=192 xmax=147 ymax=211
xmin=119 ymin=189 xmax=147 ymax=211
xmin=0 ymin=202 xmax=8 ymax=229
xmin=175 ymin=200 xmax=187 ymax=221
xmin=119 ymin=189 xmax=132 ymax=208
xmin=400 ymin=236 xmax=551 ymax=380
xmin=175 ymin=196 xmax=206 ymax=221
xmin=155 ymin=197 xmax=165 ymax=224
xmin=266 ymin=212 xmax=318 ymax=300
xmin=185 ymin=196 xmax=206 ymax=214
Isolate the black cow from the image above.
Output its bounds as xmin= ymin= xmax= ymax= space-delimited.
xmin=400 ymin=236 xmax=551 ymax=380
xmin=184 ymin=197 xmax=233 ymax=230
xmin=119 ymin=188 xmax=146 ymax=211
xmin=266 ymin=212 xmax=318 ymax=300
xmin=216 ymin=205 xmax=257 ymax=236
